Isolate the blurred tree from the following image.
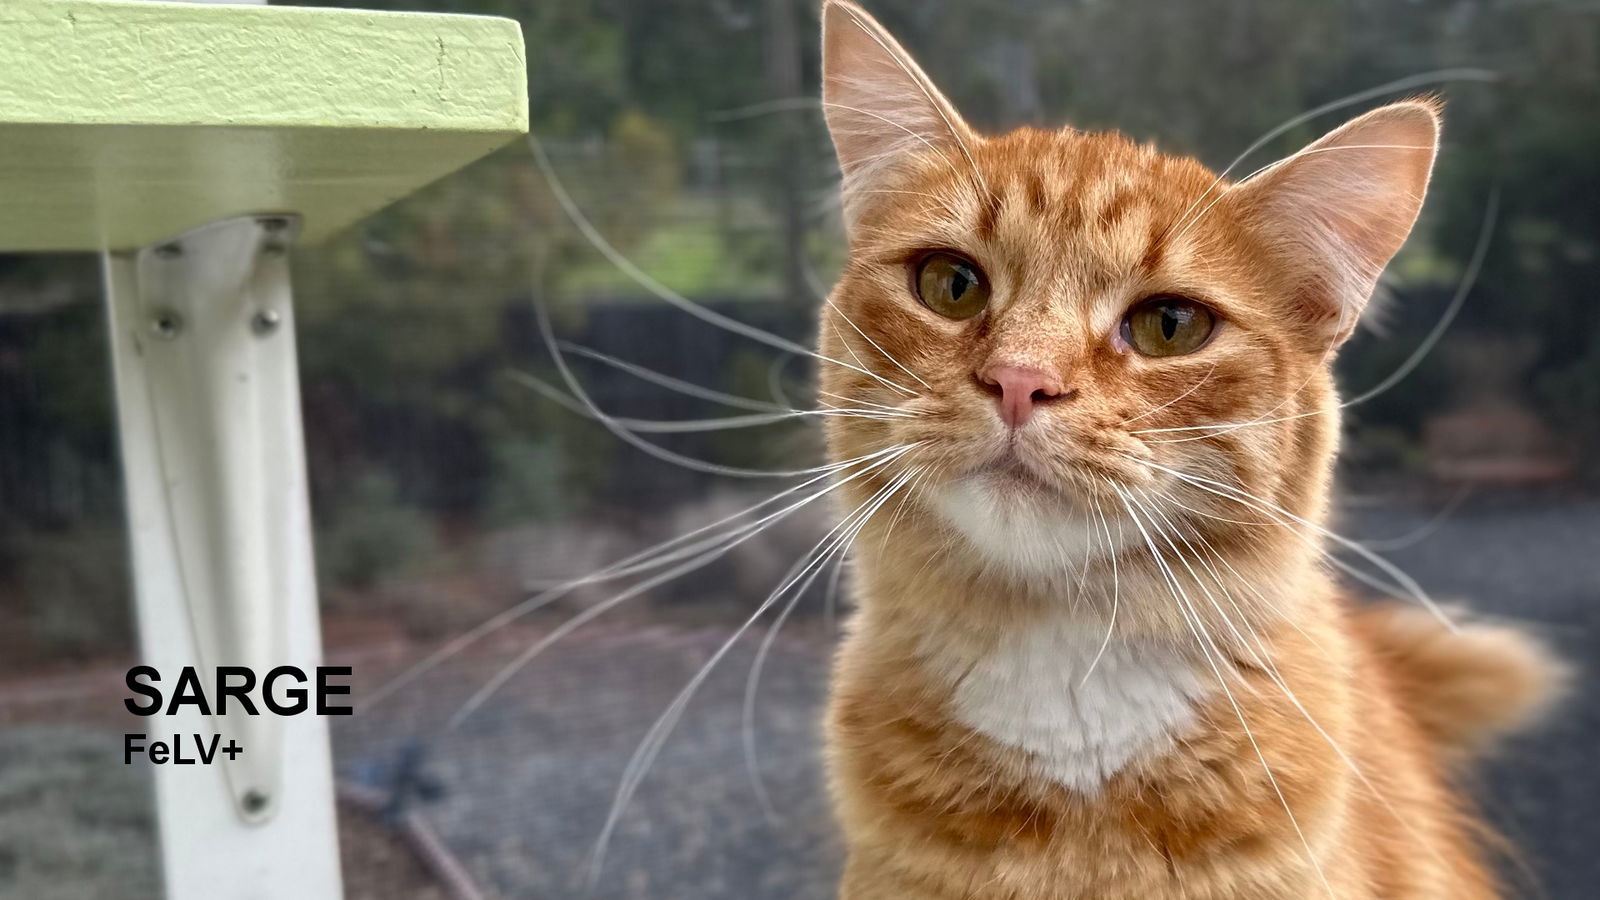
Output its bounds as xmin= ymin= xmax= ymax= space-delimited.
xmin=3 ymin=0 xmax=1599 ymax=642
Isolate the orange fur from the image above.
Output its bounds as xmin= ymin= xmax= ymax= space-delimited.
xmin=814 ymin=3 xmax=1564 ymax=897
xmin=1353 ymin=605 xmax=1568 ymax=758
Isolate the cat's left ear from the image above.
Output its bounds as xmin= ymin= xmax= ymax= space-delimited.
xmin=1227 ymin=100 xmax=1441 ymax=346
xmin=821 ymin=1 xmax=977 ymax=228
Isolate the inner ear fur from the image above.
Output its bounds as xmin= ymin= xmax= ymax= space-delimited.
xmin=1225 ymin=100 xmax=1441 ymax=346
xmin=821 ymin=1 xmax=978 ymax=226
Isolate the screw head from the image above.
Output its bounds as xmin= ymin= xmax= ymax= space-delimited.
xmin=251 ymin=309 xmax=282 ymax=336
xmin=149 ymin=310 xmax=184 ymax=340
xmin=257 ymin=216 xmax=291 ymax=234
xmin=241 ymin=790 xmax=270 ymax=816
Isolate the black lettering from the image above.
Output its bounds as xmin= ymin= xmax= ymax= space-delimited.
xmin=168 ymin=668 xmax=211 ymax=716
xmin=263 ymin=666 xmax=307 ymax=715
xmin=124 ymin=733 xmax=146 ymax=763
xmin=316 ymin=666 xmax=352 ymax=715
xmin=124 ymin=666 xmax=162 ymax=716
xmin=216 ymin=667 xmax=259 ymax=715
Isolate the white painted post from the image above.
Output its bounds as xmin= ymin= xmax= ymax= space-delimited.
xmin=103 ymin=215 xmax=344 ymax=900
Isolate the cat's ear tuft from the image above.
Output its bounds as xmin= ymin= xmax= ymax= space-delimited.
xmin=821 ymin=0 xmax=975 ymax=224
xmin=1229 ymin=100 xmax=1441 ymax=345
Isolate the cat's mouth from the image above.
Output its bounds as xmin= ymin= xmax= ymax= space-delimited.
xmin=967 ymin=449 xmax=1061 ymax=496
xmin=932 ymin=447 xmax=1107 ymax=571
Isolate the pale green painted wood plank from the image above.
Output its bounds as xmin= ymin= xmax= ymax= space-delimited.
xmin=0 ymin=0 xmax=528 ymax=250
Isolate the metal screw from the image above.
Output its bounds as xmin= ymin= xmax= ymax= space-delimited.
xmin=258 ymin=216 xmax=291 ymax=233
xmin=261 ymin=240 xmax=289 ymax=258
xmin=149 ymin=310 xmax=184 ymax=340
xmin=154 ymin=243 xmax=183 ymax=260
xmin=251 ymin=309 xmax=282 ymax=336
xmin=241 ymin=790 xmax=270 ymax=816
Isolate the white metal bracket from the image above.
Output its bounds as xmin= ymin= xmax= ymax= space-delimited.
xmin=103 ymin=215 xmax=344 ymax=898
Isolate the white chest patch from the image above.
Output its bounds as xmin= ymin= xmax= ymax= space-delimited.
xmin=947 ymin=621 xmax=1207 ymax=792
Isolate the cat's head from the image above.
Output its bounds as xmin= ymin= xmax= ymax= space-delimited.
xmin=816 ymin=0 xmax=1439 ymax=581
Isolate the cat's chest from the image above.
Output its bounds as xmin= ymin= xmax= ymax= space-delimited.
xmin=946 ymin=624 xmax=1207 ymax=792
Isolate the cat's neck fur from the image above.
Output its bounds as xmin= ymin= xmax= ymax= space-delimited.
xmin=840 ymin=505 xmax=1324 ymax=793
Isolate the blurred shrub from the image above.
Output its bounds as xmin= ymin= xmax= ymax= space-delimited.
xmin=485 ymin=433 xmax=571 ymax=525
xmin=315 ymin=471 xmax=440 ymax=592
xmin=13 ymin=527 xmax=131 ymax=658
xmin=1537 ymin=347 xmax=1600 ymax=453
xmin=0 ymin=0 xmax=1596 ymax=671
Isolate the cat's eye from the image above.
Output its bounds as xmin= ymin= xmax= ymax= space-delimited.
xmin=1122 ymin=296 xmax=1216 ymax=357
xmin=914 ymin=252 xmax=990 ymax=320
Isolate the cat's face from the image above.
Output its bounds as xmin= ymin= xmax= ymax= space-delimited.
xmin=821 ymin=129 xmax=1300 ymax=575
xmin=818 ymin=1 xmax=1438 ymax=580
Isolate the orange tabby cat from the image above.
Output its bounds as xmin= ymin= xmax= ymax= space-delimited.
xmin=814 ymin=3 xmax=1563 ymax=898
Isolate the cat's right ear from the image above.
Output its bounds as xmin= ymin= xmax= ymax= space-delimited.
xmin=1225 ymin=100 xmax=1442 ymax=347
xmin=822 ymin=1 xmax=975 ymax=223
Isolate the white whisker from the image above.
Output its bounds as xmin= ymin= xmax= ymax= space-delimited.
xmin=539 ymin=300 xmax=907 ymax=479
xmin=821 ymin=552 xmax=847 ymax=637
xmin=556 ymin=341 xmax=792 ymax=414
xmin=1079 ymin=496 xmax=1121 ymax=688
xmin=767 ymin=352 xmax=797 ymax=409
xmin=742 ymin=466 xmax=923 ymax=822
xmin=836 ymin=5 xmax=989 ymax=197
xmin=1139 ymin=491 xmax=1451 ymax=866
xmin=818 ymin=390 xmax=907 ymax=415
xmin=510 ymin=369 xmax=912 ymax=432
xmin=445 ymin=448 xmax=915 ymax=731
xmin=1356 ymin=482 xmax=1474 ymax=552
xmin=528 ymin=132 xmax=919 ymax=397
xmin=364 ymin=445 xmax=916 ymax=710
xmin=590 ymin=464 xmax=919 ymax=887
xmin=1117 ymin=363 xmax=1217 ymax=426
xmin=1158 ymin=68 xmax=1496 ymax=250
xmin=1123 ymin=455 xmax=1455 ymax=629
xmin=1167 ymin=143 xmax=1438 ymax=246
xmin=825 ymin=298 xmax=933 ymax=391
xmin=1110 ymin=482 xmax=1335 ymax=899
xmin=1133 ymin=188 xmax=1498 ymax=445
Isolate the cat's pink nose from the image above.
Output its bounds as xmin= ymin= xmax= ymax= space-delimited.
xmin=977 ymin=364 xmax=1066 ymax=429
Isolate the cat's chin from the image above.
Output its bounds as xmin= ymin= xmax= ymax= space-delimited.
xmin=931 ymin=468 xmax=1118 ymax=578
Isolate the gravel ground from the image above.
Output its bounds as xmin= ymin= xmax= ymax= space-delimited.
xmin=3 ymin=494 xmax=1596 ymax=899
xmin=339 ymin=622 xmax=842 ymax=900
xmin=0 ymin=727 xmax=161 ymax=900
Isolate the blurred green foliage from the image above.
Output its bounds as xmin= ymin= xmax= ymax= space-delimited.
xmin=13 ymin=527 xmax=132 ymax=658
xmin=315 ymin=471 xmax=441 ymax=591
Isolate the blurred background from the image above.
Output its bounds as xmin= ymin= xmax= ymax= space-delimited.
xmin=1 ymin=0 xmax=1598 ymax=897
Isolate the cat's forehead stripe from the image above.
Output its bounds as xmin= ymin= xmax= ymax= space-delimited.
xmin=910 ymin=132 xmax=1213 ymax=289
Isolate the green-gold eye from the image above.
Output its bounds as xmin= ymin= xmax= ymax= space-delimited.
xmin=1123 ymin=296 xmax=1216 ymax=357
xmin=914 ymin=252 xmax=990 ymax=320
